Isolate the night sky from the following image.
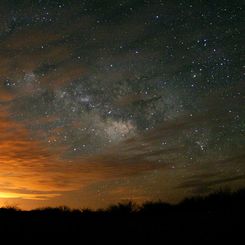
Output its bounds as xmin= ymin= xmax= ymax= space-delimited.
xmin=0 ymin=0 xmax=244 ymax=210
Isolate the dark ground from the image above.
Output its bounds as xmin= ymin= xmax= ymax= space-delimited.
xmin=0 ymin=189 xmax=244 ymax=244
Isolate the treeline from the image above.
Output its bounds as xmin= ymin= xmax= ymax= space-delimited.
xmin=0 ymin=189 xmax=244 ymax=244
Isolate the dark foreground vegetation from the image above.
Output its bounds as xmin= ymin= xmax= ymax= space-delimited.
xmin=0 ymin=189 xmax=244 ymax=244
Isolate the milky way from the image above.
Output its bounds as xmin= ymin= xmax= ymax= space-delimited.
xmin=0 ymin=1 xmax=244 ymax=209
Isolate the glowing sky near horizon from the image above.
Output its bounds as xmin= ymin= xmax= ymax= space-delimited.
xmin=0 ymin=0 xmax=244 ymax=210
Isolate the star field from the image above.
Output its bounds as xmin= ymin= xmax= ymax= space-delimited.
xmin=0 ymin=0 xmax=244 ymax=209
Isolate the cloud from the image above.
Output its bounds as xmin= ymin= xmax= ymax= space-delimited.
xmin=177 ymin=173 xmax=245 ymax=194
xmin=0 ymin=107 xmax=163 ymax=202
